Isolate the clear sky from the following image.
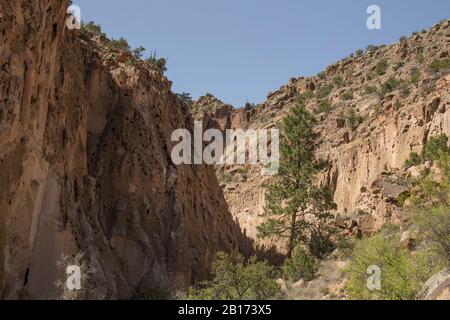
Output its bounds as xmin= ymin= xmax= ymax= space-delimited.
xmin=74 ymin=0 xmax=450 ymax=107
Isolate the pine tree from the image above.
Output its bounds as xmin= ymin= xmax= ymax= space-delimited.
xmin=257 ymin=101 xmax=336 ymax=258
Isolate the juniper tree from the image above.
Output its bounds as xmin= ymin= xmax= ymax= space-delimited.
xmin=257 ymin=101 xmax=336 ymax=258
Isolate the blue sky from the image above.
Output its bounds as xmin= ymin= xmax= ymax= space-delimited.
xmin=74 ymin=0 xmax=449 ymax=107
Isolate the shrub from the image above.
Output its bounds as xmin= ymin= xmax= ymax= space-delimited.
xmin=133 ymin=46 xmax=146 ymax=59
xmin=408 ymin=151 xmax=450 ymax=267
xmin=378 ymin=76 xmax=400 ymax=98
xmin=317 ymin=71 xmax=326 ymax=79
xmin=355 ymin=49 xmax=364 ymax=56
xmin=315 ymin=84 xmax=333 ymax=99
xmin=394 ymin=100 xmax=402 ymax=111
xmin=108 ymin=37 xmax=130 ymax=51
xmin=341 ymin=91 xmax=354 ymax=101
xmin=366 ymin=45 xmax=378 ymax=52
xmin=399 ymin=36 xmax=407 ymax=42
xmin=176 ymin=92 xmax=193 ymax=106
xmin=188 ymin=253 xmax=280 ymax=300
xmin=315 ymin=99 xmax=333 ymax=114
xmin=428 ymin=58 xmax=450 ymax=73
xmin=333 ymin=76 xmax=344 ymax=86
xmin=144 ymin=51 xmax=167 ymax=75
xmin=345 ymin=234 xmax=436 ymax=300
xmin=410 ymin=70 xmax=421 ymax=85
xmin=404 ymin=152 xmax=422 ymax=169
xmin=422 ymin=134 xmax=450 ymax=161
xmin=346 ymin=108 xmax=363 ymax=130
xmin=283 ymin=248 xmax=319 ymax=282
xmin=374 ymin=59 xmax=389 ymax=76
xmin=364 ymin=85 xmax=377 ymax=95
xmin=81 ymin=21 xmax=103 ymax=35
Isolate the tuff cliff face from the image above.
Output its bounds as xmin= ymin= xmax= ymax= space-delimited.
xmin=194 ymin=20 xmax=450 ymax=245
xmin=0 ymin=0 xmax=242 ymax=299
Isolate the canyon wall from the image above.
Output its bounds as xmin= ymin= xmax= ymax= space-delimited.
xmin=0 ymin=0 xmax=242 ymax=299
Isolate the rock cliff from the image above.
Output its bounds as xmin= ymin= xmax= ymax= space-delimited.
xmin=0 ymin=0 xmax=242 ymax=299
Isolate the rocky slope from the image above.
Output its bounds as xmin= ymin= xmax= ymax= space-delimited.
xmin=195 ymin=19 xmax=450 ymax=246
xmin=0 ymin=0 xmax=243 ymax=299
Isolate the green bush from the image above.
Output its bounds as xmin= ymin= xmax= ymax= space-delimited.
xmin=315 ymin=84 xmax=333 ymax=99
xmin=378 ymin=76 xmax=400 ymax=98
xmin=133 ymin=46 xmax=146 ymax=59
xmin=188 ymin=253 xmax=280 ymax=300
xmin=333 ymin=76 xmax=344 ymax=87
xmin=345 ymin=234 xmax=436 ymax=300
xmin=364 ymin=85 xmax=377 ymax=95
xmin=340 ymin=91 xmax=354 ymax=101
xmin=315 ymin=99 xmax=333 ymax=114
xmin=108 ymin=37 xmax=130 ymax=51
xmin=176 ymin=92 xmax=193 ymax=106
xmin=283 ymin=248 xmax=319 ymax=282
xmin=345 ymin=109 xmax=363 ymax=130
xmin=374 ymin=59 xmax=389 ymax=76
xmin=408 ymin=151 xmax=450 ymax=266
xmin=410 ymin=70 xmax=421 ymax=85
xmin=355 ymin=49 xmax=364 ymax=56
xmin=144 ymin=51 xmax=167 ymax=75
xmin=404 ymin=135 xmax=450 ymax=169
xmin=428 ymin=58 xmax=450 ymax=73
xmin=422 ymin=134 xmax=450 ymax=161
xmin=405 ymin=152 xmax=422 ymax=169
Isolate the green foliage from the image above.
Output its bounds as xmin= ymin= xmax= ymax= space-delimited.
xmin=108 ymin=37 xmax=130 ymax=51
xmin=422 ymin=134 xmax=450 ymax=161
xmin=315 ymin=99 xmax=333 ymax=114
xmin=333 ymin=76 xmax=344 ymax=87
xmin=133 ymin=46 xmax=146 ymax=59
xmin=410 ymin=70 xmax=421 ymax=85
xmin=366 ymin=45 xmax=379 ymax=52
xmin=428 ymin=58 xmax=450 ymax=73
xmin=394 ymin=100 xmax=402 ymax=111
xmin=258 ymin=102 xmax=337 ymax=258
xmin=188 ymin=253 xmax=280 ymax=300
xmin=317 ymin=71 xmax=326 ymax=79
xmin=399 ymin=36 xmax=407 ymax=42
xmin=340 ymin=91 xmax=354 ymax=101
xmin=176 ymin=92 xmax=193 ymax=106
xmin=404 ymin=135 xmax=450 ymax=169
xmin=144 ymin=51 xmax=167 ymax=75
xmin=374 ymin=59 xmax=389 ymax=76
xmin=404 ymin=136 xmax=450 ymax=266
xmin=378 ymin=76 xmax=400 ymax=98
xmin=345 ymin=108 xmax=363 ymax=130
xmin=355 ymin=49 xmax=364 ymax=56
xmin=345 ymin=233 xmax=436 ymax=300
xmin=283 ymin=248 xmax=319 ymax=282
xmin=315 ymin=84 xmax=333 ymax=99
xmin=404 ymin=152 xmax=422 ymax=169
xmin=364 ymin=85 xmax=377 ymax=95
xmin=81 ymin=21 xmax=103 ymax=35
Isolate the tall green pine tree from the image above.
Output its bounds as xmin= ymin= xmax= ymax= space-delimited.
xmin=258 ymin=101 xmax=336 ymax=258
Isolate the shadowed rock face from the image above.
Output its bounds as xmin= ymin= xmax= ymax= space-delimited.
xmin=0 ymin=0 xmax=242 ymax=299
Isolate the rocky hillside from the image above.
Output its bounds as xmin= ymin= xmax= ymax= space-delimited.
xmin=0 ymin=0 xmax=243 ymax=299
xmin=195 ymin=19 xmax=450 ymax=245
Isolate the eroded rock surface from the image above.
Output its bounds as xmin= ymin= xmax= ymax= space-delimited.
xmin=0 ymin=0 xmax=242 ymax=299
